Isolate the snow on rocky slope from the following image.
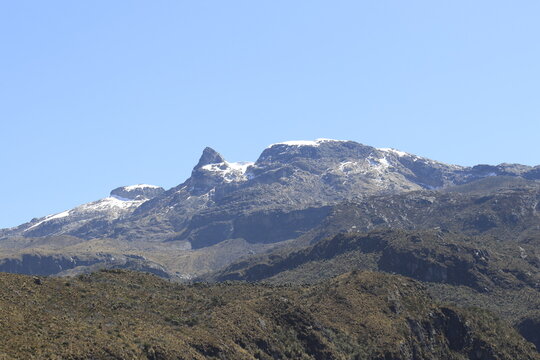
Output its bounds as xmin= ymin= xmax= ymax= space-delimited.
xmin=6 ymin=185 xmax=164 ymax=238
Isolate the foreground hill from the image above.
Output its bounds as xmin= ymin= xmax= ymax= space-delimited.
xmin=208 ymin=228 xmax=540 ymax=351
xmin=0 ymin=270 xmax=538 ymax=360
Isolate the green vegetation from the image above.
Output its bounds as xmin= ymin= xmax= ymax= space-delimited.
xmin=0 ymin=270 xmax=537 ymax=359
xmin=209 ymin=228 xmax=540 ymax=352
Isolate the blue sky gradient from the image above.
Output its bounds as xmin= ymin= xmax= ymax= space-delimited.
xmin=1 ymin=1 xmax=539 ymax=228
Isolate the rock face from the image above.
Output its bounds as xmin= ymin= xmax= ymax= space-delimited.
xmin=210 ymin=228 xmax=540 ymax=289
xmin=110 ymin=184 xmax=165 ymax=200
xmin=518 ymin=314 xmax=540 ymax=352
xmin=0 ymin=254 xmax=99 ymax=276
xmin=193 ymin=147 xmax=226 ymax=170
xmin=0 ymin=253 xmax=170 ymax=278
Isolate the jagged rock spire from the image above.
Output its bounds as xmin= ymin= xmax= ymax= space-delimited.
xmin=194 ymin=147 xmax=225 ymax=170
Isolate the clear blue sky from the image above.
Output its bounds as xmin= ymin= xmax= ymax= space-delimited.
xmin=1 ymin=1 xmax=539 ymax=228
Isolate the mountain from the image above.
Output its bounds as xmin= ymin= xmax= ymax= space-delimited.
xmin=1 ymin=139 xmax=539 ymax=278
xmin=0 ymin=269 xmax=538 ymax=359
xmin=1 ymin=139 xmax=539 ymax=354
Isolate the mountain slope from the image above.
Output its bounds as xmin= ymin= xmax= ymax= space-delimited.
xmin=1 ymin=139 xmax=539 ymax=278
xmin=207 ymin=227 xmax=540 ymax=351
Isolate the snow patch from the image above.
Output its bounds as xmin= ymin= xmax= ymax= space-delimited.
xmin=123 ymin=184 xmax=161 ymax=191
xmin=378 ymin=148 xmax=409 ymax=157
xmin=272 ymin=140 xmax=319 ymax=147
xmin=77 ymin=196 xmax=145 ymax=212
xmin=268 ymin=138 xmax=348 ymax=148
xmin=378 ymin=157 xmax=390 ymax=168
xmin=378 ymin=148 xmax=463 ymax=170
xmin=25 ymin=210 xmax=71 ymax=231
xmin=201 ymin=161 xmax=254 ymax=182
xmin=227 ymin=161 xmax=254 ymax=174
xmin=45 ymin=210 xmax=71 ymax=221
xmin=339 ymin=161 xmax=357 ymax=171
xmin=365 ymin=154 xmax=391 ymax=173
xmin=337 ymin=156 xmax=391 ymax=175
xmin=110 ymin=195 xmax=133 ymax=201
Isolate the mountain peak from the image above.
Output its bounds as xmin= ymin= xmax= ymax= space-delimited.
xmin=257 ymin=139 xmax=371 ymax=164
xmin=194 ymin=147 xmax=225 ymax=170
xmin=110 ymin=184 xmax=164 ymax=200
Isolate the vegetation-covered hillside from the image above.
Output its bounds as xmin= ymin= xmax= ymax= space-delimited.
xmin=0 ymin=270 xmax=538 ymax=359
xmin=208 ymin=228 xmax=540 ymax=352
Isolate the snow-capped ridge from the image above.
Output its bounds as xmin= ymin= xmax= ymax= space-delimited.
xmin=268 ymin=138 xmax=349 ymax=148
xmin=23 ymin=195 xmax=145 ymax=234
xmin=123 ymin=184 xmax=162 ymax=191
xmin=25 ymin=210 xmax=71 ymax=231
xmin=22 ymin=184 xmax=166 ymax=235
